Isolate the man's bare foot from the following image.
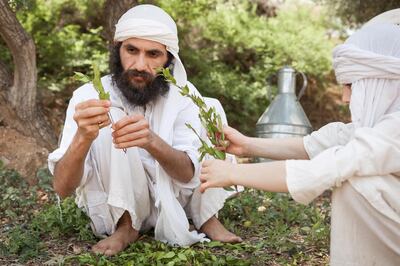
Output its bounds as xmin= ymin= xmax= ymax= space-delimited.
xmin=92 ymin=211 xmax=139 ymax=256
xmin=200 ymin=216 xmax=242 ymax=243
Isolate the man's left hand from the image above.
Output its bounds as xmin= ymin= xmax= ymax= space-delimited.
xmin=112 ymin=114 xmax=155 ymax=150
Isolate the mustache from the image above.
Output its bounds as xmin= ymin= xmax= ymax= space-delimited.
xmin=124 ymin=69 xmax=153 ymax=82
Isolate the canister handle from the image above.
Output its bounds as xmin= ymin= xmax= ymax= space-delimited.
xmin=266 ymin=74 xmax=276 ymax=103
xmin=296 ymin=71 xmax=307 ymax=100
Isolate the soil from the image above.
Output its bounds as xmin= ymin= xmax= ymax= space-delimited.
xmin=0 ymin=127 xmax=48 ymax=184
xmin=0 ymin=88 xmax=70 ymax=183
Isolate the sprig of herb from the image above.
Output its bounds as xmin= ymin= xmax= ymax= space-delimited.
xmin=74 ymin=64 xmax=110 ymax=100
xmin=159 ymin=68 xmax=236 ymax=192
xmin=159 ymin=68 xmax=228 ymax=161
xmin=74 ymin=63 xmax=126 ymax=153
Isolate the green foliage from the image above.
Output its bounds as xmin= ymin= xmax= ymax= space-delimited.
xmin=4 ymin=226 xmax=43 ymax=262
xmin=0 ymin=163 xmax=329 ymax=264
xmin=62 ymin=189 xmax=329 ymax=265
xmin=157 ymin=0 xmax=335 ymax=134
xmin=66 ymin=240 xmax=253 ymax=265
xmin=0 ymin=166 xmax=94 ymax=262
xmin=317 ymin=0 xmax=400 ymax=26
xmin=0 ymin=167 xmax=37 ymax=221
xmin=29 ymin=197 xmax=94 ymax=241
xmin=15 ymin=0 xmax=107 ymax=91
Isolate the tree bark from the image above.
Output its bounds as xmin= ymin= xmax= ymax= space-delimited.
xmin=0 ymin=0 xmax=56 ymax=151
xmin=102 ymin=0 xmax=156 ymax=47
xmin=0 ymin=59 xmax=11 ymax=91
xmin=103 ymin=0 xmax=140 ymax=45
xmin=0 ymin=0 xmax=37 ymax=117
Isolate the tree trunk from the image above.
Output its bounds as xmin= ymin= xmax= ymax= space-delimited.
xmin=0 ymin=0 xmax=56 ymax=151
xmin=0 ymin=0 xmax=37 ymax=117
xmin=103 ymin=0 xmax=139 ymax=45
xmin=0 ymin=59 xmax=11 ymax=91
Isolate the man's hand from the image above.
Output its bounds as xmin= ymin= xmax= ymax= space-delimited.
xmin=221 ymin=126 xmax=250 ymax=156
xmin=73 ymin=99 xmax=111 ymax=142
xmin=112 ymin=114 xmax=154 ymax=150
xmin=200 ymin=159 xmax=236 ymax=193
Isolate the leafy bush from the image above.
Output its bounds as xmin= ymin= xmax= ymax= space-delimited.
xmin=157 ymin=0 xmax=335 ymax=134
xmin=15 ymin=0 xmax=108 ymax=91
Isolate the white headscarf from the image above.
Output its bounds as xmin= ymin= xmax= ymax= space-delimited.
xmin=332 ymin=23 xmax=400 ymax=128
xmin=364 ymin=8 xmax=400 ymax=27
xmin=114 ymin=4 xmax=187 ymax=86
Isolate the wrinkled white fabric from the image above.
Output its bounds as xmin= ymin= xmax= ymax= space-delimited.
xmin=330 ymin=182 xmax=400 ymax=266
xmin=114 ymin=4 xmax=187 ymax=87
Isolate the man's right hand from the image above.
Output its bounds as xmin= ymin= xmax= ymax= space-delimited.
xmin=73 ymin=99 xmax=111 ymax=142
xmin=222 ymin=126 xmax=250 ymax=156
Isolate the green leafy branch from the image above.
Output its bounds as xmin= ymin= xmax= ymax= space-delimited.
xmin=73 ymin=63 xmax=126 ymax=153
xmin=159 ymin=68 xmax=228 ymax=161
xmin=74 ymin=63 xmax=110 ymax=100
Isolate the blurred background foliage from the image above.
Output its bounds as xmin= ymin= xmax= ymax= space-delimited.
xmin=3 ymin=0 xmax=394 ymax=134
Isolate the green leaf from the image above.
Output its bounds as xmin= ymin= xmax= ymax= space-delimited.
xmin=214 ymin=149 xmax=226 ymax=160
xmin=92 ymin=63 xmax=109 ymax=100
xmin=163 ymin=251 xmax=175 ymax=259
xmin=177 ymin=253 xmax=187 ymax=261
xmin=73 ymin=72 xmax=91 ymax=83
xmin=208 ymin=241 xmax=224 ymax=248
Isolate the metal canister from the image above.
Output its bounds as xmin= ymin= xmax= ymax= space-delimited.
xmin=256 ymin=66 xmax=312 ymax=142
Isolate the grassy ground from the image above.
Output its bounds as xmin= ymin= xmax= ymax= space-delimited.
xmin=0 ymin=163 xmax=330 ymax=265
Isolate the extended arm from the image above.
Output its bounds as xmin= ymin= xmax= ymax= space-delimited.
xmin=200 ymin=159 xmax=288 ymax=193
xmin=53 ymin=99 xmax=111 ymax=198
xmin=223 ymin=126 xmax=309 ymax=160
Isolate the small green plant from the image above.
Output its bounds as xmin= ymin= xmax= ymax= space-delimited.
xmin=5 ymin=226 xmax=43 ymax=262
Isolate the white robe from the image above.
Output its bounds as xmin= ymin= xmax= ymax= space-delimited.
xmin=48 ymin=75 xmax=231 ymax=246
xmin=286 ymin=118 xmax=400 ymax=265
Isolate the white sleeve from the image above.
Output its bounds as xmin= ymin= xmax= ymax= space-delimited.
xmin=286 ymin=113 xmax=400 ymax=204
xmin=47 ymin=96 xmax=78 ymax=174
xmin=170 ymin=95 xmax=202 ymax=188
xmin=303 ymin=122 xmax=354 ymax=159
xmin=47 ymin=90 xmax=94 ymax=186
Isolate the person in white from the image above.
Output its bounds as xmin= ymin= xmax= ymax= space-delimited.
xmin=199 ymin=22 xmax=400 ymax=265
xmin=48 ymin=4 xmax=241 ymax=256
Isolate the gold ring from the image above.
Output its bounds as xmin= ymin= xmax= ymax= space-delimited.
xmin=98 ymin=121 xmax=103 ymax=128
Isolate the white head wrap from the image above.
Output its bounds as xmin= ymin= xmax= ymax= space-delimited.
xmin=114 ymin=4 xmax=187 ymax=86
xmin=332 ymin=23 xmax=400 ymax=128
xmin=364 ymin=8 xmax=400 ymax=27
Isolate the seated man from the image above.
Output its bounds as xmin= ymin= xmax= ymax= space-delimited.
xmin=48 ymin=4 xmax=241 ymax=256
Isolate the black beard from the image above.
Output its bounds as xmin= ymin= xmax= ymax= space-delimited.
xmin=113 ymin=69 xmax=169 ymax=106
xmin=110 ymin=43 xmax=171 ymax=106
